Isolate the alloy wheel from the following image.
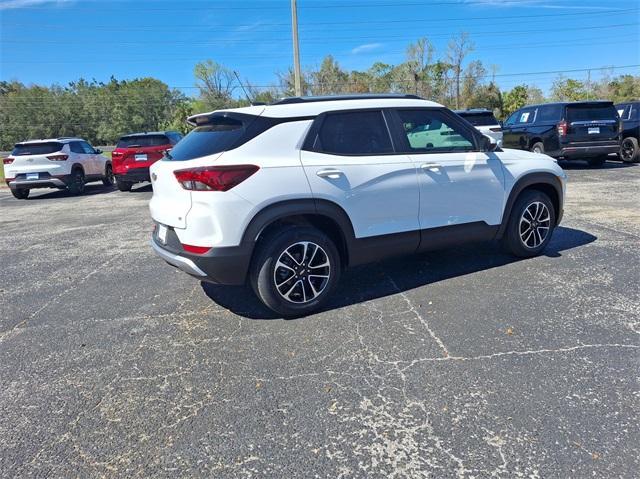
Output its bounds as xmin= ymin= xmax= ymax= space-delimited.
xmin=273 ymin=241 xmax=331 ymax=304
xmin=519 ymin=201 xmax=551 ymax=249
xmin=621 ymin=139 xmax=635 ymax=161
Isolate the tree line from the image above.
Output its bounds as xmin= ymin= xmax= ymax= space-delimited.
xmin=1 ymin=35 xmax=638 ymax=150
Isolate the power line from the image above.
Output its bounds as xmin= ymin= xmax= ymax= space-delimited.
xmin=3 ymin=22 xmax=636 ymax=46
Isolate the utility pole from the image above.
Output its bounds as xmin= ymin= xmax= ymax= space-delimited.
xmin=291 ymin=0 xmax=302 ymax=96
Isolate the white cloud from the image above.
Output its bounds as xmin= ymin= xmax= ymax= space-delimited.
xmin=0 ymin=0 xmax=73 ymax=10
xmin=351 ymin=43 xmax=383 ymax=54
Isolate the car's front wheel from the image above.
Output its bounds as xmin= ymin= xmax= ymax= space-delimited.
xmin=11 ymin=188 xmax=29 ymax=200
xmin=504 ymin=190 xmax=556 ymax=258
xmin=251 ymin=226 xmax=341 ymax=317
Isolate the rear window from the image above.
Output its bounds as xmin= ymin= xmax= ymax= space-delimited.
xmin=11 ymin=142 xmax=64 ymax=156
xmin=166 ymin=116 xmax=247 ymax=161
xmin=458 ymin=112 xmax=498 ymax=126
xmin=117 ymin=135 xmax=170 ymax=148
xmin=566 ymin=104 xmax=617 ymax=122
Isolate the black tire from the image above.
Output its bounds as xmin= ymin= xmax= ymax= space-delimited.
xmin=67 ymin=169 xmax=85 ymax=195
xmin=587 ymin=156 xmax=606 ymax=168
xmin=11 ymin=188 xmax=29 ymax=200
xmin=116 ymin=178 xmax=133 ymax=192
xmin=504 ymin=190 xmax=556 ymax=258
xmin=102 ymin=163 xmax=115 ymax=186
xmin=250 ymin=226 xmax=341 ymax=318
xmin=620 ymin=137 xmax=639 ymax=163
xmin=531 ymin=142 xmax=545 ymax=154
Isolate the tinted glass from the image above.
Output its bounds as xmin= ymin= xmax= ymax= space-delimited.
xmin=458 ymin=112 xmax=498 ymax=126
xmin=536 ymin=105 xmax=563 ymax=123
xmin=69 ymin=141 xmax=84 ymax=154
xmin=117 ymin=135 xmax=171 ymax=148
xmin=566 ymin=104 xmax=617 ymax=122
xmin=80 ymin=141 xmax=95 ymax=154
xmin=504 ymin=111 xmax=519 ymax=126
xmin=12 ymin=142 xmax=63 ymax=156
xmin=631 ymin=105 xmax=639 ymax=121
xmin=166 ymin=117 xmax=246 ymax=161
xmin=517 ymin=108 xmax=536 ymax=124
xmin=317 ymin=111 xmax=393 ymax=155
xmin=397 ymin=109 xmax=475 ymax=152
xmin=616 ymin=104 xmax=630 ymax=120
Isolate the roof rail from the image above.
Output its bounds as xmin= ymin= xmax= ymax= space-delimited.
xmin=272 ymin=94 xmax=423 ymax=105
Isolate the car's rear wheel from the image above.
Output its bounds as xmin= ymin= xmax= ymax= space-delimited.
xmin=251 ymin=226 xmax=341 ymax=317
xmin=11 ymin=188 xmax=29 ymax=200
xmin=504 ymin=190 xmax=556 ymax=258
xmin=102 ymin=164 xmax=115 ymax=186
xmin=620 ymin=137 xmax=639 ymax=163
xmin=67 ymin=169 xmax=85 ymax=195
xmin=116 ymin=178 xmax=133 ymax=192
xmin=587 ymin=157 xmax=606 ymax=168
xmin=531 ymin=142 xmax=545 ymax=154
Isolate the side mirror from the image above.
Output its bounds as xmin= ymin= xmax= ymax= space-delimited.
xmin=481 ymin=135 xmax=499 ymax=152
xmin=95 ymin=148 xmax=103 ymax=154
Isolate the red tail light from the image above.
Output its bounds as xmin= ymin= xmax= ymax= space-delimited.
xmin=2 ymin=157 xmax=14 ymax=165
xmin=557 ymin=120 xmax=568 ymax=137
xmin=182 ymin=244 xmax=211 ymax=254
xmin=47 ymin=154 xmax=68 ymax=161
xmin=174 ymin=165 xmax=259 ymax=191
xmin=111 ymin=151 xmax=123 ymax=157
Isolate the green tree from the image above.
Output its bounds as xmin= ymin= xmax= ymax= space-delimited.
xmin=502 ymin=85 xmax=529 ymax=118
xmin=550 ymin=77 xmax=588 ymax=102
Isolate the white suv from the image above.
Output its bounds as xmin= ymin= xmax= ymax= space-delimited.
xmin=149 ymin=95 xmax=566 ymax=317
xmin=3 ymin=138 xmax=114 ymax=199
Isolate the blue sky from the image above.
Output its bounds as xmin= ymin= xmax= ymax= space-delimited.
xmin=0 ymin=0 xmax=638 ymax=96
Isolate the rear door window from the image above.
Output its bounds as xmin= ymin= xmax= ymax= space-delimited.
xmin=11 ymin=142 xmax=63 ymax=156
xmin=316 ymin=110 xmax=393 ymax=155
xmin=517 ymin=108 xmax=536 ymax=125
xmin=167 ymin=116 xmax=248 ymax=161
xmin=566 ymin=104 xmax=617 ymax=122
xmin=459 ymin=112 xmax=498 ymax=126
xmin=117 ymin=135 xmax=171 ymax=148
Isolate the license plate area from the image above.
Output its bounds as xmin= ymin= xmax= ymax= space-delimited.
xmin=26 ymin=173 xmax=39 ymax=180
xmin=135 ymin=154 xmax=148 ymax=162
xmin=588 ymin=127 xmax=600 ymax=135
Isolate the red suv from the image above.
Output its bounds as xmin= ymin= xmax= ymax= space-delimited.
xmin=112 ymin=131 xmax=182 ymax=191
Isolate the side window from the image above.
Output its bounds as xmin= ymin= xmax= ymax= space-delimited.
xmin=536 ymin=105 xmax=562 ymax=123
xmin=631 ymin=105 xmax=639 ymax=121
xmin=316 ymin=110 xmax=393 ymax=155
xmin=517 ymin=108 xmax=537 ymax=125
xmin=396 ymin=109 xmax=475 ymax=153
xmin=616 ymin=105 xmax=629 ymax=120
xmin=69 ymin=141 xmax=84 ymax=154
xmin=504 ymin=111 xmax=519 ymax=126
xmin=80 ymin=141 xmax=95 ymax=154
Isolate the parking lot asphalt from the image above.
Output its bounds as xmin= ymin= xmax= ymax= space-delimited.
xmin=1 ymin=161 xmax=638 ymax=478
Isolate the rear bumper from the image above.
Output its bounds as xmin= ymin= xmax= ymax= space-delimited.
xmin=150 ymin=235 xmax=253 ymax=285
xmin=6 ymin=175 xmax=69 ymax=190
xmin=559 ymin=143 xmax=619 ymax=159
xmin=115 ymin=168 xmax=150 ymax=183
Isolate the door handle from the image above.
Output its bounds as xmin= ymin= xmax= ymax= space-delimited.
xmin=316 ymin=168 xmax=343 ymax=179
xmin=421 ymin=163 xmax=442 ymax=171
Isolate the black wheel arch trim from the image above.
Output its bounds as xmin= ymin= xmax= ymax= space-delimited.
xmin=497 ymin=172 xmax=563 ymax=239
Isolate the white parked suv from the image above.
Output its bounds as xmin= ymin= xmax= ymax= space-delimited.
xmin=455 ymin=109 xmax=503 ymax=146
xmin=3 ymin=138 xmax=114 ymax=199
xmin=149 ymin=95 xmax=566 ymax=317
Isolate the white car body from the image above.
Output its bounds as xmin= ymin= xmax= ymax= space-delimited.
xmin=149 ymin=95 xmax=566 ymax=315
xmin=4 ymin=138 xmax=111 ymax=196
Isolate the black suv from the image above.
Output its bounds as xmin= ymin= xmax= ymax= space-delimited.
xmin=502 ymin=101 xmax=621 ymax=167
xmin=616 ymin=101 xmax=639 ymax=163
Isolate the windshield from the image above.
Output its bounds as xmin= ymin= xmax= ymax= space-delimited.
xmin=166 ymin=116 xmax=248 ymax=161
xmin=567 ymin=104 xmax=617 ymax=122
xmin=458 ymin=112 xmax=498 ymax=126
xmin=12 ymin=142 xmax=64 ymax=156
xmin=117 ymin=135 xmax=170 ymax=148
